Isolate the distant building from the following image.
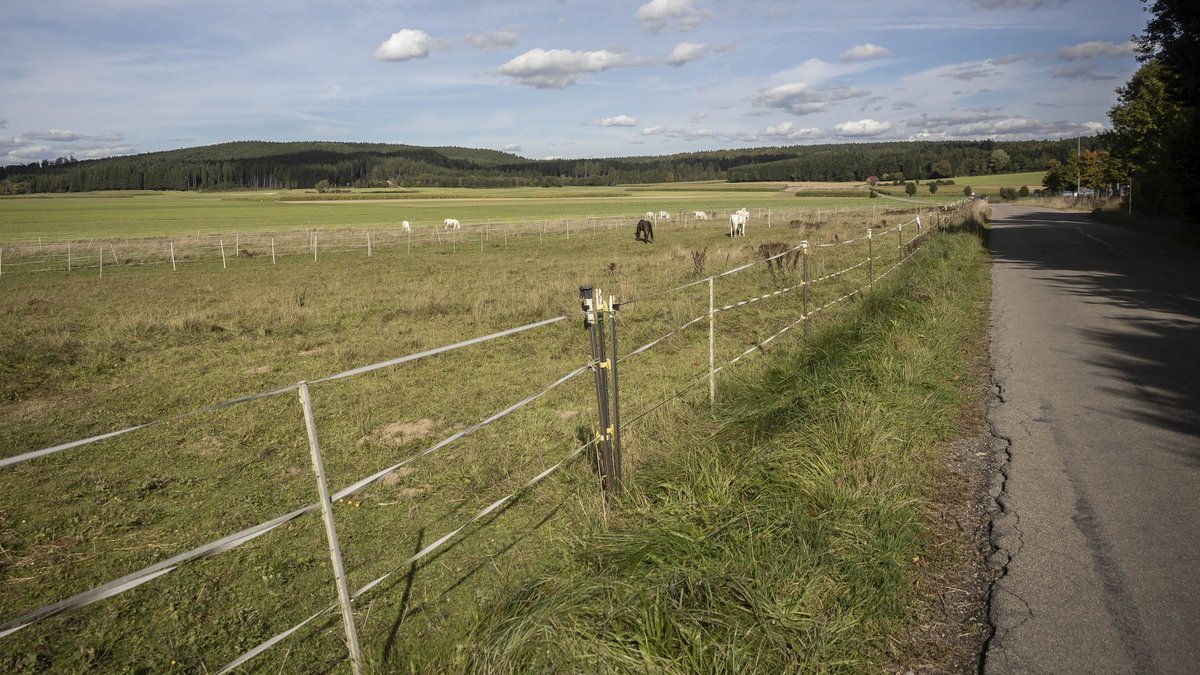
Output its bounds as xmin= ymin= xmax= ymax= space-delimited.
xmin=866 ymin=176 xmax=879 ymax=185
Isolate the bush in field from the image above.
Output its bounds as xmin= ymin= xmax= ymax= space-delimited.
xmin=998 ymin=187 xmax=1018 ymax=201
xmin=1018 ymin=185 xmax=1030 ymax=198
xmin=905 ymin=182 xmax=917 ymax=196
xmin=928 ymin=183 xmax=938 ymax=194
xmin=963 ymin=185 xmax=973 ymax=197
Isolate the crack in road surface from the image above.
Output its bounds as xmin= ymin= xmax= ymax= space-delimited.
xmin=981 ymin=204 xmax=1200 ymax=674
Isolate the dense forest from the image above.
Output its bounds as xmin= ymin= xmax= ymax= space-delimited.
xmin=0 ymin=138 xmax=1099 ymax=194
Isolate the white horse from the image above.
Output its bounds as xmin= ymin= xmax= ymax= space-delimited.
xmin=645 ymin=211 xmax=656 ymax=221
xmin=657 ymin=211 xmax=671 ymax=221
xmin=443 ymin=218 xmax=461 ymax=230
xmin=401 ymin=220 xmax=412 ymax=232
xmin=692 ymin=211 xmax=709 ymax=220
xmin=730 ymin=208 xmax=749 ymax=237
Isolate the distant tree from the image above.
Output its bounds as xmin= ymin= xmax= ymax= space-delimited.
xmin=930 ymin=159 xmax=953 ymax=179
xmin=1018 ymin=185 xmax=1031 ymax=198
xmin=905 ymin=182 xmax=917 ymax=196
xmin=989 ymin=148 xmax=1011 ymax=172
xmin=963 ymin=185 xmax=973 ymax=197
xmin=928 ymin=183 xmax=938 ymax=194
xmin=869 ymin=189 xmax=879 ymax=198
xmin=315 ymin=179 xmax=331 ymax=193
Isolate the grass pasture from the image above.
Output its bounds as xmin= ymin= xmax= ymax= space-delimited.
xmin=0 ymin=183 xmax=962 ymax=243
xmin=1 ymin=188 xmax=982 ymax=672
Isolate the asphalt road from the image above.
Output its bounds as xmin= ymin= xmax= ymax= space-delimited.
xmin=985 ymin=204 xmax=1200 ymax=673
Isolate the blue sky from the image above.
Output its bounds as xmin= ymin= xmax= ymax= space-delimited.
xmin=0 ymin=0 xmax=1146 ymax=164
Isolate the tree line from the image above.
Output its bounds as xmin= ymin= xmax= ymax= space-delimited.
xmin=1098 ymin=0 xmax=1196 ymax=220
xmin=1 ymin=138 xmax=1091 ymax=195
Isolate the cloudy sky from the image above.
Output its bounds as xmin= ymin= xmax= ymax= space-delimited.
xmin=0 ymin=0 xmax=1146 ymax=164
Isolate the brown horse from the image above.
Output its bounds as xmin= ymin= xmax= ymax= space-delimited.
xmin=635 ymin=218 xmax=655 ymax=243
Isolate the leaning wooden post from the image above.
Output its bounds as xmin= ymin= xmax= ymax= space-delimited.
xmin=313 ymin=233 xmax=318 ymax=262
xmin=235 ymin=232 xmax=240 ymax=257
xmin=297 ymin=381 xmax=365 ymax=675
xmin=897 ymin=222 xmax=903 ymax=262
xmin=220 ymin=239 xmax=227 ymax=269
xmin=170 ymin=241 xmax=177 ymax=271
xmin=68 ymin=242 xmax=72 ymax=272
xmin=366 ymin=230 xmax=372 ymax=257
xmin=271 ymin=238 xmax=277 ymax=265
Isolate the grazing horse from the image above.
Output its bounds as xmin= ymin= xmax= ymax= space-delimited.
xmin=443 ymin=218 xmax=461 ymax=230
xmin=729 ymin=211 xmax=748 ymax=237
xmin=635 ymin=218 xmax=655 ymax=243
xmin=401 ymin=220 xmax=412 ymax=232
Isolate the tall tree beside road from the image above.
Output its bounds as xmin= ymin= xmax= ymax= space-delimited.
xmin=1108 ymin=0 xmax=1198 ymax=218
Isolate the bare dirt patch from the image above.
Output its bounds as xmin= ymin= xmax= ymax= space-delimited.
xmin=359 ymin=419 xmax=437 ymax=447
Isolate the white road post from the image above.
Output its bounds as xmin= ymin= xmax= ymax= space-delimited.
xmin=708 ymin=276 xmax=716 ymax=406
xmin=298 ymin=381 xmax=364 ymax=675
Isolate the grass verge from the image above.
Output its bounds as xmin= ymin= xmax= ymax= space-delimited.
xmin=450 ymin=230 xmax=991 ymax=673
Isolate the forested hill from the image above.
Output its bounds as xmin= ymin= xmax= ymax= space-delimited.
xmin=0 ymin=138 xmax=1098 ymax=193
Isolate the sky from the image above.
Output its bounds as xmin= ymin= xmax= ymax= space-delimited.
xmin=0 ymin=0 xmax=1148 ymax=164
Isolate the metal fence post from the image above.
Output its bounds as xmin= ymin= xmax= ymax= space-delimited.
xmin=607 ymin=301 xmax=623 ymax=494
xmin=297 ymin=381 xmax=365 ymax=675
xmin=581 ymin=286 xmax=616 ymax=500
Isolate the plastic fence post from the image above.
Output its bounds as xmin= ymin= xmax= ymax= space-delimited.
xmin=867 ymin=229 xmax=874 ymax=289
xmin=801 ymin=241 xmax=810 ymax=337
xmin=708 ymin=276 xmax=715 ymax=406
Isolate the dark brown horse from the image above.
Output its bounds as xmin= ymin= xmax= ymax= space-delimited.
xmin=635 ymin=218 xmax=655 ymax=243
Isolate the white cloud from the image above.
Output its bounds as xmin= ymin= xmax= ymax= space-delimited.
xmin=1052 ymin=64 xmax=1115 ymax=81
xmin=24 ymin=129 xmax=82 ymax=142
xmin=760 ymin=122 xmax=824 ymax=140
xmin=503 ymin=143 xmax=522 ymax=152
xmin=466 ymin=29 xmax=519 ymax=51
xmin=592 ymin=115 xmax=638 ymax=127
xmin=73 ymin=145 xmax=136 ymax=159
xmin=497 ymin=48 xmax=631 ymax=88
xmin=953 ymin=117 xmax=1102 ymax=138
xmin=839 ymin=43 xmax=892 ymax=62
xmin=944 ymin=63 xmax=1000 ymax=81
xmin=635 ymin=0 xmax=711 ymax=32
xmin=374 ymin=29 xmax=432 ymax=62
xmin=640 ymin=125 xmax=716 ymax=141
xmin=906 ymin=109 xmax=1008 ymax=129
xmin=971 ymin=0 xmax=1070 ymax=9
xmin=666 ymin=42 xmax=708 ymax=66
xmin=753 ymin=83 xmax=828 ymax=116
xmin=990 ymin=53 xmax=1035 ymax=65
xmin=1057 ymin=40 xmax=1135 ymax=61
xmin=833 ymin=119 xmax=893 ymax=137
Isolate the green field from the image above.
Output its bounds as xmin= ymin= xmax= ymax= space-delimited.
xmin=0 ymin=183 xmax=965 ymax=243
xmin=949 ymin=170 xmax=1044 ymax=188
xmin=0 ymin=187 xmax=984 ymax=672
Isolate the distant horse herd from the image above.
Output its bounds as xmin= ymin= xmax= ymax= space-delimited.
xmin=418 ymin=209 xmax=758 ymax=245
xmin=634 ymin=208 xmax=751 ymax=244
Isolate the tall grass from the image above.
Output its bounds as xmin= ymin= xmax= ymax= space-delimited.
xmin=453 ymin=231 xmax=990 ymax=673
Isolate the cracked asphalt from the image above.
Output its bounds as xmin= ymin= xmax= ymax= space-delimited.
xmin=983 ymin=204 xmax=1200 ymax=674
